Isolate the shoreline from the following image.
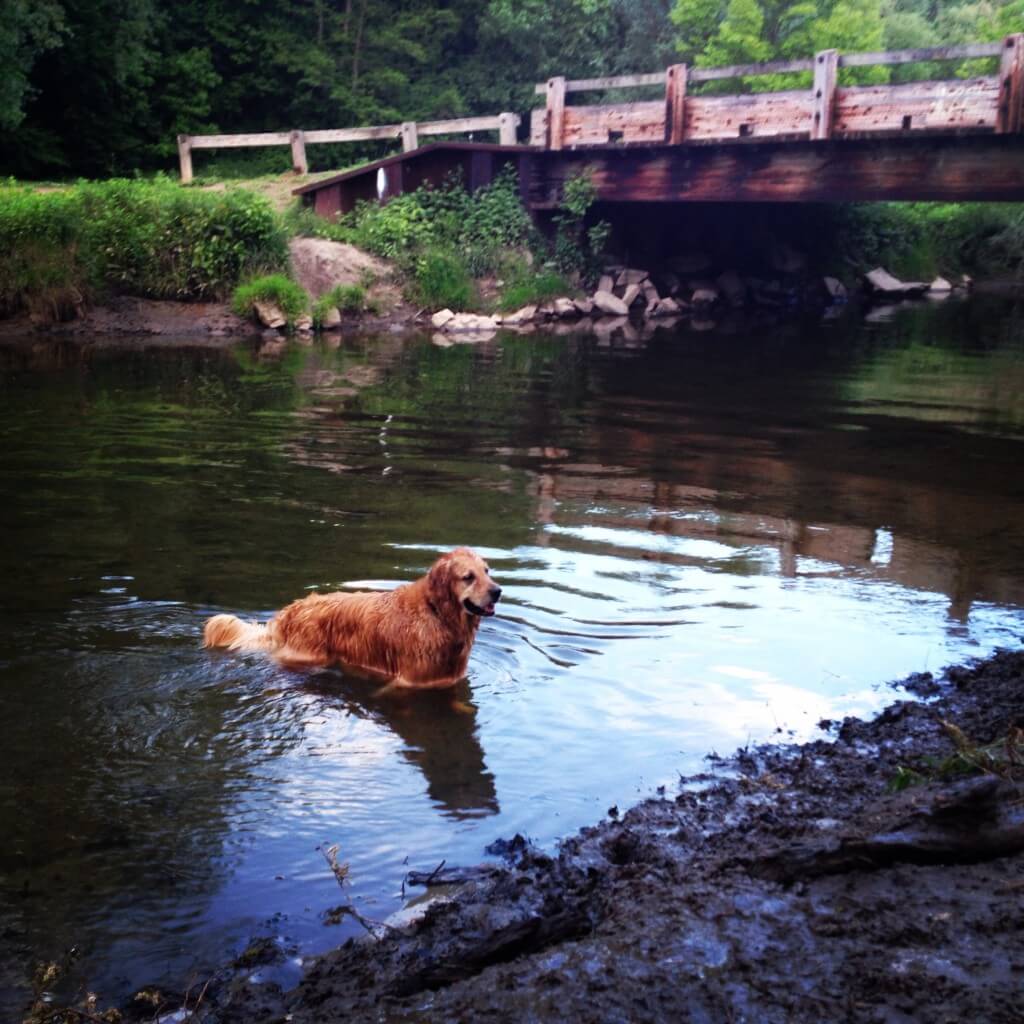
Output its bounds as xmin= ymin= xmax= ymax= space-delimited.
xmin=39 ymin=647 xmax=1023 ymax=1024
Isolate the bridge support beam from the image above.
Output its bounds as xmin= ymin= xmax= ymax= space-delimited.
xmin=529 ymin=135 xmax=1024 ymax=205
xmin=997 ymin=33 xmax=1024 ymax=134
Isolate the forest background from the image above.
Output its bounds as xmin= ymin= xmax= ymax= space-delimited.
xmin=2 ymin=0 xmax=1022 ymax=179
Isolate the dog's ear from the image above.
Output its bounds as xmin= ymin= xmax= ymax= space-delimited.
xmin=427 ymin=553 xmax=455 ymax=606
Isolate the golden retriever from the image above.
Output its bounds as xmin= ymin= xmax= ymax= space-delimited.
xmin=202 ymin=548 xmax=501 ymax=688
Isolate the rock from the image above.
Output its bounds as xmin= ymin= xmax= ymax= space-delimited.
xmin=823 ymin=276 xmax=848 ymax=302
xmin=500 ymin=305 xmax=537 ymax=325
xmin=537 ymin=302 xmax=555 ymax=318
xmin=650 ymin=297 xmax=683 ymax=317
xmin=432 ymin=308 xmax=456 ymax=329
xmin=642 ymin=281 xmax=660 ymax=303
xmin=446 ymin=313 xmax=498 ymax=332
xmin=553 ymin=297 xmax=578 ymax=318
xmin=621 ymin=283 xmax=643 ymax=309
xmin=691 ymin=287 xmax=719 ymax=308
xmin=930 ymin=276 xmax=953 ymax=293
xmin=288 ymin=237 xmax=389 ymax=298
xmin=573 ymin=298 xmax=594 ymax=316
xmin=716 ymin=270 xmax=747 ymax=307
xmin=295 ymin=315 xmax=314 ymax=333
xmin=598 ymin=274 xmax=615 ymax=294
xmin=615 ymin=268 xmax=648 ymax=287
xmin=864 ymin=267 xmax=929 ymax=297
xmin=254 ymin=300 xmax=286 ymax=329
xmin=959 ymin=273 xmax=974 ymax=290
xmin=321 ymin=305 xmax=342 ymax=330
xmin=592 ymin=290 xmax=630 ymax=316
xmin=432 ymin=333 xmax=455 ymax=347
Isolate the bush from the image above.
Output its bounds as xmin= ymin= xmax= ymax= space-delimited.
xmin=0 ymin=178 xmax=288 ymax=317
xmin=231 ymin=273 xmax=309 ymax=324
xmin=499 ymin=269 xmax=571 ymax=311
xmin=410 ymin=248 xmax=475 ymax=310
xmin=312 ymin=282 xmax=366 ymax=325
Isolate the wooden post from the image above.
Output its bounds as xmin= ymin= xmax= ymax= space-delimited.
xmin=289 ymin=130 xmax=308 ymax=175
xmin=401 ymin=122 xmax=419 ymax=152
xmin=546 ymin=76 xmax=566 ymax=151
xmin=996 ymin=33 xmax=1024 ymax=134
xmin=665 ymin=63 xmax=688 ymax=145
xmin=499 ymin=112 xmax=518 ymax=146
xmin=811 ymin=49 xmax=838 ymax=140
xmin=177 ymin=135 xmax=194 ymax=184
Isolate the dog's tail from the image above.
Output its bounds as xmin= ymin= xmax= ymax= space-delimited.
xmin=203 ymin=613 xmax=275 ymax=652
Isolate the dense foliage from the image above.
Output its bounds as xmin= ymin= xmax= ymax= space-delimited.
xmin=0 ymin=179 xmax=287 ymax=316
xmin=1 ymin=0 xmax=1020 ymax=178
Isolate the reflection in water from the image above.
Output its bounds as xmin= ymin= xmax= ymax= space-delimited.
xmin=298 ymin=672 xmax=498 ymax=819
xmin=1 ymin=297 xmax=1024 ymax=1013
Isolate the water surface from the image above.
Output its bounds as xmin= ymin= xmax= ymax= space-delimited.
xmin=2 ymin=299 xmax=1023 ymax=1012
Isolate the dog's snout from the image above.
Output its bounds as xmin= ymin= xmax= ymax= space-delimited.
xmin=490 ymin=585 xmax=502 ymax=602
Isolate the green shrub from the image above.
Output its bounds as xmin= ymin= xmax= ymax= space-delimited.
xmin=499 ymin=269 xmax=571 ymax=311
xmin=410 ymin=248 xmax=475 ymax=310
xmin=231 ymin=273 xmax=309 ymax=324
xmin=312 ymin=282 xmax=366 ymax=325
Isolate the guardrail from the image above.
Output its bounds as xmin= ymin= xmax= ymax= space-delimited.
xmin=176 ymin=112 xmax=520 ymax=183
xmin=528 ymin=37 xmax=1022 ymax=149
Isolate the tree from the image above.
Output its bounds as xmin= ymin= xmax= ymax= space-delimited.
xmin=0 ymin=0 xmax=65 ymax=131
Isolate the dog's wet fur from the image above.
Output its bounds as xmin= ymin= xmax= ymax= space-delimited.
xmin=203 ymin=548 xmax=501 ymax=688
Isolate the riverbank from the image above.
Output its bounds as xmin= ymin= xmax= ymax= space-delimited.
xmin=38 ymin=647 xmax=1020 ymax=1024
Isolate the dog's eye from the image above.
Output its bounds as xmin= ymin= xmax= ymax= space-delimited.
xmin=462 ymin=572 xmax=475 ymax=582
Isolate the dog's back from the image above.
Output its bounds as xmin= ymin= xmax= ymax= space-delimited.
xmin=203 ymin=613 xmax=274 ymax=652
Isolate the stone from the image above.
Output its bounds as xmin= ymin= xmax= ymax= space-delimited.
xmin=930 ymin=276 xmax=953 ymax=292
xmin=538 ymin=302 xmax=555 ymax=318
xmin=598 ymin=274 xmax=615 ymax=294
xmin=650 ymin=297 xmax=682 ymax=317
xmin=254 ymin=300 xmax=286 ymax=330
xmin=592 ymin=290 xmax=630 ymax=316
xmin=615 ymin=268 xmax=648 ymax=287
xmin=864 ymin=267 xmax=929 ymax=297
xmin=823 ymin=276 xmax=848 ymax=301
xmin=431 ymin=308 xmax=456 ymax=329
xmin=621 ymin=283 xmax=643 ymax=308
xmin=716 ymin=270 xmax=747 ymax=307
xmin=959 ymin=274 xmax=974 ymax=290
xmin=321 ymin=305 xmax=342 ymax=329
xmin=553 ymin=297 xmax=578 ymax=318
xmin=573 ymin=298 xmax=594 ymax=316
xmin=295 ymin=315 xmax=314 ymax=332
xmin=446 ymin=313 xmax=499 ymax=332
xmin=503 ymin=304 xmax=538 ymax=325
xmin=690 ymin=287 xmax=719 ymax=307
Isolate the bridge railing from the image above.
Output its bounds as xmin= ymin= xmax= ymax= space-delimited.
xmin=529 ymin=36 xmax=1023 ymax=149
xmin=176 ymin=113 xmax=520 ymax=183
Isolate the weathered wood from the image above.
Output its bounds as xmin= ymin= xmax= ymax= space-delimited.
xmin=811 ymin=49 xmax=838 ymax=140
xmin=562 ymin=101 xmax=665 ymax=146
xmin=177 ymin=135 xmax=194 ymax=184
xmin=499 ymin=112 xmax=519 ymax=146
xmin=304 ymin=125 xmax=401 ymax=144
xmin=529 ymin=135 xmax=1024 ymax=204
xmin=289 ymin=129 xmax=308 ymax=174
xmin=690 ymin=58 xmax=814 ymax=82
xmin=401 ymin=121 xmax=418 ymax=152
xmin=685 ymin=91 xmax=814 ymax=142
xmin=996 ymin=33 xmax=1024 ymax=134
xmin=839 ymin=42 xmax=1003 ymax=67
xmin=835 ymin=77 xmax=999 ymax=135
xmin=417 ymin=114 xmax=516 ymax=136
xmin=665 ymin=64 xmax=688 ymax=145
xmin=533 ymin=72 xmax=665 ymax=96
xmin=189 ymin=131 xmax=293 ymax=149
xmin=546 ymin=76 xmax=567 ymax=151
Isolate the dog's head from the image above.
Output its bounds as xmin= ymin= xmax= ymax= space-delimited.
xmin=428 ymin=548 xmax=502 ymax=618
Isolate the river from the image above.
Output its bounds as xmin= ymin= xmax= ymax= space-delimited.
xmin=1 ymin=297 xmax=1023 ymax=1013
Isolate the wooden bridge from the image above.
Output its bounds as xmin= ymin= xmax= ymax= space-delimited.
xmin=293 ymin=35 xmax=1024 ymax=214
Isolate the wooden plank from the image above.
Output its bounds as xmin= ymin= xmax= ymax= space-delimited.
xmin=835 ymin=77 xmax=1000 ymax=134
xmin=685 ymin=91 xmax=814 ymax=142
xmin=531 ymin=136 xmax=1024 ymax=204
xmin=529 ymin=108 xmax=546 ymax=146
xmin=689 ymin=58 xmax=813 ymax=81
xmin=499 ymin=112 xmax=519 ymax=146
xmin=533 ymin=72 xmax=664 ymax=96
xmin=401 ymin=122 xmax=418 ymax=152
xmin=562 ymin=101 xmax=666 ymax=146
xmin=177 ymin=135 xmax=193 ymax=184
xmin=812 ymin=49 xmax=838 ymax=140
xmin=304 ymin=125 xmax=401 ymax=143
xmin=839 ymin=43 xmax=1002 ymax=67
xmin=417 ymin=115 xmax=508 ymax=135
xmin=665 ymin=64 xmax=688 ymax=145
xmin=290 ymin=130 xmax=308 ymax=174
xmin=189 ymin=131 xmax=292 ymax=149
xmin=996 ymin=33 xmax=1024 ymax=134
xmin=547 ymin=77 xmax=567 ymax=150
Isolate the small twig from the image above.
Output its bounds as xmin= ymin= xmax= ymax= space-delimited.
xmin=317 ymin=843 xmax=391 ymax=939
xmin=424 ymin=859 xmax=446 ymax=885
xmin=183 ymin=977 xmax=212 ymax=1021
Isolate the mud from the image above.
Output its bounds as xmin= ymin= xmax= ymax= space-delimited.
xmin=122 ymin=648 xmax=1014 ymax=1024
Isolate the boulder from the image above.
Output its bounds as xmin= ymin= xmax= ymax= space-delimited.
xmin=690 ymin=287 xmax=719 ymax=307
xmin=321 ymin=305 xmax=342 ymax=330
xmin=959 ymin=274 xmax=974 ymax=290
xmin=598 ymin=273 xmax=615 ymax=294
xmin=431 ymin=308 xmax=456 ymax=329
xmin=650 ymin=297 xmax=683 ymax=317
xmin=500 ymin=305 xmax=537 ymax=325
xmin=295 ymin=314 xmax=314 ymax=333
xmin=447 ymin=313 xmax=498 ymax=332
xmin=823 ymin=276 xmax=848 ymax=302
xmin=930 ymin=276 xmax=953 ymax=293
xmin=621 ymin=283 xmax=643 ymax=309
xmin=254 ymin=300 xmax=286 ymax=330
xmin=864 ymin=267 xmax=929 ymax=297
xmin=616 ymin=268 xmax=649 ymax=287
xmin=573 ymin=298 xmax=594 ymax=316
xmin=592 ymin=290 xmax=630 ymax=316
xmin=553 ymin=297 xmax=578 ymax=318
xmin=537 ymin=302 xmax=555 ymax=318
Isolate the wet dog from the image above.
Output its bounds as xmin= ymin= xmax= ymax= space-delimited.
xmin=203 ymin=548 xmax=501 ymax=688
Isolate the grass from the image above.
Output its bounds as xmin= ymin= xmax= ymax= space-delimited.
xmin=312 ymin=283 xmax=367 ymax=325
xmin=498 ymin=269 xmax=573 ymax=312
xmin=231 ymin=274 xmax=309 ymax=325
xmin=409 ymin=248 xmax=476 ymax=311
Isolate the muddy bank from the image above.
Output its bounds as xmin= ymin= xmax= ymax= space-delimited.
xmin=84 ymin=649 xmax=1020 ymax=1024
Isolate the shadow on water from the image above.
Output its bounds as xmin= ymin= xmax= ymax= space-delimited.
xmin=1 ymin=295 xmax=1023 ymax=1012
